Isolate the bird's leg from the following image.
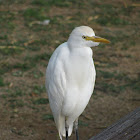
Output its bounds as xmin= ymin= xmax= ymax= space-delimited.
xmin=66 ymin=127 xmax=68 ymax=140
xmin=65 ymin=118 xmax=69 ymax=140
xmin=74 ymin=118 xmax=79 ymax=140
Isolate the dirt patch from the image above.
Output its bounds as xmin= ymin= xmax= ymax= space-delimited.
xmin=0 ymin=0 xmax=140 ymax=139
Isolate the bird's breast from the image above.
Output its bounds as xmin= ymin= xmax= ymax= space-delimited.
xmin=61 ymin=47 xmax=96 ymax=117
xmin=65 ymin=47 xmax=95 ymax=89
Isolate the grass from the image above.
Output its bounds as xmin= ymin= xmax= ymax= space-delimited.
xmin=1 ymin=94 xmax=7 ymax=99
xmin=0 ymin=77 xmax=5 ymax=86
xmin=0 ymin=0 xmax=139 ymax=139
xmin=0 ymin=63 xmax=12 ymax=75
xmin=0 ymin=11 xmax=15 ymax=31
xmin=24 ymin=53 xmax=52 ymax=62
xmin=79 ymin=120 xmax=88 ymax=127
xmin=95 ymin=70 xmax=133 ymax=95
xmin=0 ymin=11 xmax=15 ymax=22
xmin=27 ymin=45 xmax=41 ymax=51
xmin=33 ymin=85 xmax=45 ymax=95
xmin=42 ymin=114 xmax=54 ymax=121
xmin=127 ymin=75 xmax=140 ymax=93
xmin=8 ymin=99 xmax=25 ymax=108
xmin=33 ymin=98 xmax=49 ymax=105
xmin=9 ymin=89 xmax=25 ymax=98
xmin=107 ymin=62 xmax=118 ymax=68
xmin=95 ymin=16 xmax=131 ymax=26
xmin=0 ymin=52 xmax=51 ymax=75
xmin=32 ymin=70 xmax=44 ymax=79
xmin=23 ymin=8 xmax=48 ymax=21
xmin=92 ymin=3 xmax=133 ymax=25
xmin=0 ymin=40 xmax=25 ymax=56
xmin=96 ymin=82 xmax=126 ymax=95
xmin=96 ymin=70 xmax=140 ymax=95
xmin=13 ymin=62 xmax=33 ymax=71
xmin=31 ymin=0 xmax=49 ymax=6
xmin=0 ymin=47 xmax=23 ymax=55
xmin=85 ymin=3 xmax=132 ymax=26
xmin=98 ymin=70 xmax=115 ymax=79
xmin=97 ymin=70 xmax=129 ymax=81
xmin=0 ymin=34 xmax=8 ymax=40
xmin=32 ymin=0 xmax=71 ymax=7
xmin=100 ymin=34 xmax=130 ymax=45
xmin=12 ymin=71 xmax=23 ymax=77
xmin=0 ymin=0 xmax=26 ymax=4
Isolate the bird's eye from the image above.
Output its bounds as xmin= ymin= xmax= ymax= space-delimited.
xmin=82 ymin=36 xmax=86 ymax=39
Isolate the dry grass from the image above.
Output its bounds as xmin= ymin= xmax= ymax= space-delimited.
xmin=0 ymin=0 xmax=140 ymax=139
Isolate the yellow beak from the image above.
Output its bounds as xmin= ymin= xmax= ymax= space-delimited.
xmin=86 ymin=36 xmax=110 ymax=44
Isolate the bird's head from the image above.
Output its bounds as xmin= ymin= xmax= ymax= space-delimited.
xmin=68 ymin=26 xmax=110 ymax=48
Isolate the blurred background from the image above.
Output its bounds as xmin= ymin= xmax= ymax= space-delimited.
xmin=0 ymin=0 xmax=139 ymax=139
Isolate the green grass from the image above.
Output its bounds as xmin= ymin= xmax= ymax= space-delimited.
xmin=0 ymin=77 xmax=5 ymax=86
xmin=0 ymin=40 xmax=25 ymax=56
xmin=1 ymin=94 xmax=7 ymax=99
xmin=0 ymin=34 xmax=8 ymax=40
xmin=31 ymin=0 xmax=49 ymax=5
xmin=0 ymin=47 xmax=23 ymax=55
xmin=33 ymin=85 xmax=45 ymax=95
xmin=0 ymin=11 xmax=15 ymax=22
xmin=98 ymin=70 xmax=115 ymax=79
xmin=96 ymin=70 xmax=131 ymax=95
xmin=32 ymin=70 xmax=44 ymax=79
xmin=79 ymin=120 xmax=88 ymax=127
xmin=0 ymin=11 xmax=15 ymax=31
xmin=42 ymin=114 xmax=54 ymax=120
xmin=12 ymin=71 xmax=23 ymax=77
xmin=0 ymin=1 xmax=139 ymax=138
xmin=30 ymin=24 xmax=49 ymax=31
xmin=119 ymin=6 xmax=134 ymax=16
xmin=96 ymin=82 xmax=126 ymax=95
xmin=96 ymin=4 xmax=134 ymax=16
xmin=0 ymin=52 xmax=51 ymax=75
xmin=0 ymin=0 xmax=26 ymax=4
xmin=32 ymin=0 xmax=71 ymax=7
xmin=107 ymin=62 xmax=118 ymax=68
xmin=8 ymin=99 xmax=25 ymax=108
xmin=33 ymin=98 xmax=49 ymax=105
xmin=95 ymin=61 xmax=118 ymax=68
xmin=26 ymin=45 xmax=41 ymax=51
xmin=24 ymin=53 xmax=51 ymax=62
xmin=28 ymin=39 xmax=47 ymax=46
xmin=0 ymin=63 xmax=12 ymax=75
xmin=101 ymin=34 xmax=130 ymax=45
xmin=127 ymin=75 xmax=140 ymax=93
xmin=13 ymin=62 xmax=34 ymax=71
xmin=90 ymin=3 xmax=132 ymax=26
xmin=9 ymin=89 xmax=25 ymax=98
xmin=96 ymin=17 xmax=131 ymax=26
xmin=0 ymin=89 xmax=25 ymax=99
xmin=23 ymin=8 xmax=48 ymax=21
xmin=96 ymin=71 xmax=140 ymax=95
xmin=97 ymin=70 xmax=129 ymax=81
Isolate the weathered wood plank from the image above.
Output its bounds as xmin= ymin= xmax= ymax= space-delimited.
xmin=89 ymin=107 xmax=140 ymax=140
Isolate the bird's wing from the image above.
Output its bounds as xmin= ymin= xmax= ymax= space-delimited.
xmin=46 ymin=43 xmax=68 ymax=122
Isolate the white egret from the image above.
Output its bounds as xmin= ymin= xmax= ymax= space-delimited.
xmin=46 ymin=26 xmax=110 ymax=140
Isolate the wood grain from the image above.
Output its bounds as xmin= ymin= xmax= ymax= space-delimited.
xmin=89 ymin=107 xmax=140 ymax=140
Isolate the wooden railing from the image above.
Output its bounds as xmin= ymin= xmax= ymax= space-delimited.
xmin=89 ymin=107 xmax=140 ymax=140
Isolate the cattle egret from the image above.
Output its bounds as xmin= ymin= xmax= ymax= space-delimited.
xmin=46 ymin=26 xmax=110 ymax=140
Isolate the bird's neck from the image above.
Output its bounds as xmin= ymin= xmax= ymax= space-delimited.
xmin=69 ymin=46 xmax=93 ymax=58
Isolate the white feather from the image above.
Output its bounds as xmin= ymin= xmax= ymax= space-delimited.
xmin=46 ymin=26 xmax=97 ymax=139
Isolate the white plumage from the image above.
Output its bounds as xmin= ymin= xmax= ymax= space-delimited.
xmin=46 ymin=26 xmax=110 ymax=139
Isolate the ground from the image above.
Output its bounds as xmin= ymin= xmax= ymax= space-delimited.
xmin=0 ymin=0 xmax=140 ymax=140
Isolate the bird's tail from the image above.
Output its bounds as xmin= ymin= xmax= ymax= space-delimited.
xmin=56 ymin=115 xmax=73 ymax=140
